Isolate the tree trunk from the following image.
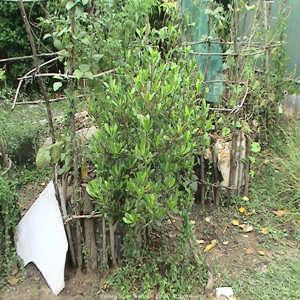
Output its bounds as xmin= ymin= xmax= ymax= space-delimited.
xmin=82 ymin=187 xmax=97 ymax=271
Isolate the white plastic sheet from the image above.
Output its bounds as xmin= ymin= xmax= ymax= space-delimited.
xmin=15 ymin=181 xmax=68 ymax=295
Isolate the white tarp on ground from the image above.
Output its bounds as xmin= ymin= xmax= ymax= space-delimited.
xmin=15 ymin=180 xmax=68 ymax=295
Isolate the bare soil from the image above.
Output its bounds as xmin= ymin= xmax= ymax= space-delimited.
xmin=1 ymin=186 xmax=299 ymax=300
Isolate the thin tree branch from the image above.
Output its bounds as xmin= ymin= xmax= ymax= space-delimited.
xmin=0 ymin=52 xmax=58 ymax=63
xmin=18 ymin=68 xmax=116 ymax=81
xmin=14 ymin=94 xmax=85 ymax=105
xmin=12 ymin=56 xmax=59 ymax=110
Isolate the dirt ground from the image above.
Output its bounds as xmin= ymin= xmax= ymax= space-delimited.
xmin=1 ymin=185 xmax=299 ymax=300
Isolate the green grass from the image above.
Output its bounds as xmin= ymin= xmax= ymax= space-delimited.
xmin=203 ymin=119 xmax=300 ymax=300
xmin=220 ymin=256 xmax=300 ymax=300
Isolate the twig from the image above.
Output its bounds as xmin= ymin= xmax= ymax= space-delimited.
xmin=64 ymin=213 xmax=102 ymax=223
xmin=0 ymin=52 xmax=58 ymax=63
xmin=18 ymin=68 xmax=116 ymax=81
xmin=57 ymin=175 xmax=77 ymax=267
xmin=1 ymin=157 xmax=12 ymax=177
xmin=14 ymin=94 xmax=85 ymax=105
xmin=12 ymin=56 xmax=59 ymax=110
xmin=190 ymin=50 xmax=265 ymax=56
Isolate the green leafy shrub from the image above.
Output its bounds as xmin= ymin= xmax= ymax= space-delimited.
xmin=87 ymin=27 xmax=212 ymax=295
xmin=0 ymin=176 xmax=20 ymax=287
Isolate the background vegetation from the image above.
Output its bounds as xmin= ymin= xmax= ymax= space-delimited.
xmin=0 ymin=0 xmax=299 ymax=299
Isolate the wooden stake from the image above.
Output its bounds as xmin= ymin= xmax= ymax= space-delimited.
xmin=18 ymin=0 xmax=55 ymax=144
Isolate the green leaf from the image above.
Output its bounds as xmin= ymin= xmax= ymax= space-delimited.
xmin=49 ymin=142 xmax=63 ymax=163
xmin=79 ymin=64 xmax=90 ymax=72
xmin=245 ymin=4 xmax=255 ymax=11
xmin=84 ymin=71 xmax=94 ymax=80
xmin=123 ymin=217 xmax=133 ymax=224
xmin=43 ymin=33 xmax=52 ymax=40
xmin=81 ymin=38 xmax=90 ymax=46
xmin=251 ymin=142 xmax=261 ymax=153
xmin=92 ymin=54 xmax=104 ymax=61
xmin=205 ymin=8 xmax=212 ymax=15
xmin=222 ymin=127 xmax=231 ymax=136
xmin=75 ymin=5 xmax=84 ymax=17
xmin=53 ymin=74 xmax=63 ymax=80
xmin=53 ymin=39 xmax=63 ymax=50
xmin=82 ymin=0 xmax=88 ymax=5
xmin=58 ymin=49 xmax=68 ymax=58
xmin=36 ymin=148 xmax=51 ymax=169
xmin=53 ymin=82 xmax=62 ymax=91
xmin=66 ymin=1 xmax=76 ymax=10
xmin=74 ymin=69 xmax=83 ymax=79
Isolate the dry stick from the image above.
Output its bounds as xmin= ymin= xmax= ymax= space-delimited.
xmin=178 ymin=0 xmax=183 ymax=46
xmin=264 ymin=1 xmax=271 ymax=102
xmin=198 ymin=4 xmax=212 ymax=206
xmin=82 ymin=187 xmax=97 ymax=271
xmin=14 ymin=94 xmax=85 ymax=106
xmin=57 ymin=176 xmax=77 ymax=268
xmin=211 ymin=142 xmax=221 ymax=207
xmin=201 ymin=6 xmax=211 ymax=98
xmin=200 ymin=154 xmax=205 ymax=206
xmin=109 ymin=218 xmax=117 ymax=267
xmin=18 ymin=68 xmax=116 ymax=81
xmin=0 ymin=135 xmax=10 ymax=177
xmin=68 ymin=3 xmax=83 ymax=272
xmin=17 ymin=2 xmax=56 ymax=143
xmin=237 ymin=132 xmax=244 ymax=196
xmin=244 ymin=132 xmax=252 ymax=195
xmin=12 ymin=56 xmax=59 ymax=110
xmin=0 ymin=52 xmax=58 ymax=63
xmin=227 ymin=0 xmax=240 ymax=206
xmin=0 ymin=158 xmax=12 ymax=177
xmin=102 ymin=218 xmax=107 ymax=265
xmin=64 ymin=213 xmax=102 ymax=223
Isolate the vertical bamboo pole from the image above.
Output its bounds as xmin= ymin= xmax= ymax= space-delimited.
xmin=102 ymin=218 xmax=107 ymax=265
xmin=18 ymin=0 xmax=55 ymax=144
xmin=211 ymin=143 xmax=221 ymax=206
xmin=0 ymin=136 xmax=11 ymax=178
xmin=109 ymin=218 xmax=117 ymax=267
xmin=200 ymin=154 xmax=205 ymax=206
xmin=68 ymin=3 xmax=83 ymax=271
xmin=264 ymin=1 xmax=271 ymax=102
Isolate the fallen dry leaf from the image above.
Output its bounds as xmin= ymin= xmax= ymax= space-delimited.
xmin=239 ymin=207 xmax=246 ymax=214
xmin=261 ymin=227 xmax=268 ymax=235
xmin=258 ymin=250 xmax=266 ymax=256
xmin=243 ymin=196 xmax=249 ymax=201
xmin=245 ymin=209 xmax=256 ymax=216
xmin=272 ymin=209 xmax=290 ymax=217
xmin=190 ymin=220 xmax=196 ymax=225
xmin=232 ymin=219 xmax=239 ymax=226
xmin=211 ymin=239 xmax=218 ymax=246
xmin=81 ymin=164 xmax=88 ymax=179
xmin=7 ymin=277 xmax=19 ymax=286
xmin=196 ymin=239 xmax=205 ymax=245
xmin=246 ymin=247 xmax=254 ymax=254
xmin=242 ymin=234 xmax=248 ymax=238
xmin=205 ymin=216 xmax=211 ymax=223
xmin=204 ymin=243 xmax=214 ymax=252
xmin=297 ymin=220 xmax=300 ymax=225
xmin=243 ymin=224 xmax=254 ymax=233
xmin=204 ymin=240 xmax=217 ymax=252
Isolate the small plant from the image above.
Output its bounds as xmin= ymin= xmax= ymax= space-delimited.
xmin=0 ymin=176 xmax=20 ymax=287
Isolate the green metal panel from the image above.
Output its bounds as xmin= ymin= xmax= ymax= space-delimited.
xmin=181 ymin=0 xmax=224 ymax=102
xmin=283 ymin=0 xmax=300 ymax=77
